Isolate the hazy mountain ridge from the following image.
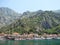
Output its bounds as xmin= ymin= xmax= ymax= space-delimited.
xmin=0 ymin=7 xmax=60 ymax=34
xmin=0 ymin=7 xmax=21 ymax=27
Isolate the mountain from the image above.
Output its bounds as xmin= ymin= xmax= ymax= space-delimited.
xmin=1 ymin=9 xmax=60 ymax=34
xmin=53 ymin=10 xmax=60 ymax=13
xmin=0 ymin=7 xmax=21 ymax=28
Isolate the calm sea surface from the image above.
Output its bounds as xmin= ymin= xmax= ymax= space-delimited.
xmin=0 ymin=39 xmax=60 ymax=45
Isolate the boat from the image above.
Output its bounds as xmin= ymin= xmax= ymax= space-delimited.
xmin=46 ymin=37 xmax=52 ymax=39
xmin=56 ymin=37 xmax=60 ymax=39
xmin=4 ymin=36 xmax=15 ymax=40
xmin=33 ymin=37 xmax=41 ymax=40
xmin=0 ymin=36 xmax=5 ymax=40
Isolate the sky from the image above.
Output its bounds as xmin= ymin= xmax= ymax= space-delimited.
xmin=0 ymin=0 xmax=60 ymax=13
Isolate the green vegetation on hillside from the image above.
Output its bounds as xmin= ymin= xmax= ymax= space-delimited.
xmin=0 ymin=8 xmax=60 ymax=35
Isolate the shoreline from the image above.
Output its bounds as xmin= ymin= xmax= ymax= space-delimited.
xmin=0 ymin=33 xmax=60 ymax=40
xmin=0 ymin=36 xmax=60 ymax=40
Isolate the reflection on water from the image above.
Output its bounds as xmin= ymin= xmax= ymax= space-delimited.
xmin=0 ymin=39 xmax=60 ymax=45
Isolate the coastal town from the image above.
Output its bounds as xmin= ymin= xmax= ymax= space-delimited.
xmin=0 ymin=32 xmax=60 ymax=40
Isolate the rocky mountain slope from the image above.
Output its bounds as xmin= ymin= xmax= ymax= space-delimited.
xmin=0 ymin=9 xmax=60 ymax=34
xmin=0 ymin=7 xmax=21 ymax=28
